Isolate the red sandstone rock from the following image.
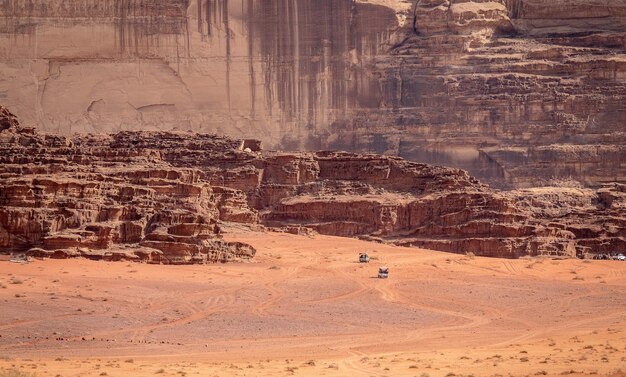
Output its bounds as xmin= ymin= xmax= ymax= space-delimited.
xmin=0 ymin=106 xmax=624 ymax=259
xmin=0 ymin=108 xmax=257 ymax=264
xmin=0 ymin=2 xmax=624 ymax=190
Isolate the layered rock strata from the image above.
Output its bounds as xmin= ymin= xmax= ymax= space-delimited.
xmin=346 ymin=0 xmax=626 ymax=188
xmin=0 ymin=107 xmax=256 ymax=263
xmin=1 ymin=1 xmax=623 ymax=188
xmin=1 ymin=107 xmax=624 ymax=259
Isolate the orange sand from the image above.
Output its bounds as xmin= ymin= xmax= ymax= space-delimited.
xmin=1 ymin=230 xmax=625 ymax=376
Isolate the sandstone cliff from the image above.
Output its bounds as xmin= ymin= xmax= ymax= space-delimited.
xmin=0 ymin=107 xmax=257 ymax=263
xmin=1 ymin=106 xmax=623 ymax=259
xmin=1 ymin=1 xmax=623 ymax=188
xmin=344 ymin=0 xmax=626 ymax=188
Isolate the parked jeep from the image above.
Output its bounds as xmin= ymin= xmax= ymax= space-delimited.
xmin=378 ymin=267 xmax=389 ymax=279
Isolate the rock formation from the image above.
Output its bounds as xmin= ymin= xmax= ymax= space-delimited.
xmin=337 ymin=0 xmax=626 ymax=187
xmin=1 ymin=1 xmax=623 ymax=188
xmin=346 ymin=0 xmax=626 ymax=187
xmin=0 ymin=0 xmax=398 ymax=146
xmin=0 ymin=108 xmax=257 ymax=263
xmin=1 ymin=106 xmax=624 ymax=260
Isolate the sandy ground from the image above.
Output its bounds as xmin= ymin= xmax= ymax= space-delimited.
xmin=1 ymin=230 xmax=626 ymax=376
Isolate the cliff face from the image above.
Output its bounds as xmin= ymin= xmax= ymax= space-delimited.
xmin=0 ymin=0 xmax=625 ymax=188
xmin=0 ymin=106 xmax=258 ymax=263
xmin=342 ymin=0 xmax=626 ymax=188
xmin=2 ymin=107 xmax=624 ymax=259
xmin=0 ymin=0 xmax=397 ymax=146
xmin=505 ymin=0 xmax=626 ymax=35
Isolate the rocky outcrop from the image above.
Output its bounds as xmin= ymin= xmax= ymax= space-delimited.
xmin=2 ymin=1 xmax=622 ymax=189
xmin=414 ymin=0 xmax=514 ymax=40
xmin=0 ymin=107 xmax=257 ymax=263
xmin=342 ymin=0 xmax=626 ymax=188
xmin=504 ymin=0 xmax=626 ymax=35
xmin=2 ymin=0 xmax=624 ymax=259
xmin=1 ymin=107 xmax=623 ymax=259
xmin=0 ymin=106 xmax=19 ymax=131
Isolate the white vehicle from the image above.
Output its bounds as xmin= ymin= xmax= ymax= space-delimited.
xmin=359 ymin=253 xmax=370 ymax=263
xmin=9 ymin=253 xmax=31 ymax=264
xmin=616 ymin=254 xmax=626 ymax=261
xmin=378 ymin=267 xmax=389 ymax=279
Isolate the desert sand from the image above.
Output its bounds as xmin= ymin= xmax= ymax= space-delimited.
xmin=1 ymin=230 xmax=625 ymax=376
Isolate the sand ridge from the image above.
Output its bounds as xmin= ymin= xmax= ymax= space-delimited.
xmin=1 ymin=230 xmax=625 ymax=376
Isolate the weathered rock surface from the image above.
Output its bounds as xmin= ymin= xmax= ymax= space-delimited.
xmin=1 ymin=1 xmax=623 ymax=188
xmin=0 ymin=108 xmax=257 ymax=263
xmin=1 ymin=107 xmax=624 ymax=259
xmin=0 ymin=0 xmax=398 ymax=147
xmin=345 ymin=0 xmax=626 ymax=188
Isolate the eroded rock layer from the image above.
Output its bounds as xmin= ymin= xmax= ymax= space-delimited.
xmin=0 ymin=107 xmax=257 ymax=263
xmin=1 ymin=107 xmax=624 ymax=259
xmin=1 ymin=1 xmax=623 ymax=188
xmin=344 ymin=0 xmax=626 ymax=188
